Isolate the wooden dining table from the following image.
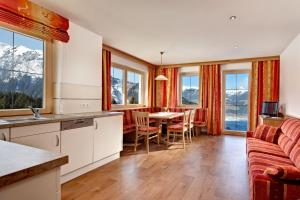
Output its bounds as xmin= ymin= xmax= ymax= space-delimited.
xmin=149 ymin=112 xmax=184 ymax=143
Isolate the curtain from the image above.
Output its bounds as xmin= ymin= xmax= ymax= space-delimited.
xmin=148 ymin=66 xmax=156 ymax=108
xmin=102 ymin=49 xmax=112 ymax=111
xmin=0 ymin=0 xmax=69 ymax=42
xmin=249 ymin=60 xmax=280 ymax=130
xmin=200 ymin=64 xmax=221 ymax=136
xmin=156 ymin=67 xmax=178 ymax=108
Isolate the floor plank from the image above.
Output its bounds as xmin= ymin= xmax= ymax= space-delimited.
xmin=62 ymin=135 xmax=249 ymax=200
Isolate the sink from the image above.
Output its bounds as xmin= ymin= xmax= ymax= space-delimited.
xmin=1 ymin=117 xmax=49 ymax=123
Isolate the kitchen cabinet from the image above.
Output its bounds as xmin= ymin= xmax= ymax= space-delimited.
xmin=0 ymin=129 xmax=9 ymax=141
xmin=11 ymin=131 xmax=61 ymax=153
xmin=93 ymin=115 xmax=123 ymax=162
xmin=61 ymin=124 xmax=94 ymax=175
xmin=10 ymin=123 xmax=61 ymax=153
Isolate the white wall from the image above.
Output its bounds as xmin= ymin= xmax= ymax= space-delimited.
xmin=53 ymin=22 xmax=103 ymax=114
xmin=111 ymin=54 xmax=149 ymax=106
xmin=280 ymin=33 xmax=300 ymax=118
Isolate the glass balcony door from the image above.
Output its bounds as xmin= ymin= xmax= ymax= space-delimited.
xmin=223 ymin=71 xmax=250 ymax=132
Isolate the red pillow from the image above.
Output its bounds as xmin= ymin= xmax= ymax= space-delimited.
xmin=253 ymin=124 xmax=281 ymax=143
xmin=264 ymin=165 xmax=300 ymax=181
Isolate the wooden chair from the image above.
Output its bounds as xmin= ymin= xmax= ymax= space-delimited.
xmin=166 ymin=110 xmax=190 ymax=149
xmin=134 ymin=111 xmax=160 ymax=154
xmin=187 ymin=109 xmax=196 ymax=142
xmin=193 ymin=108 xmax=208 ymax=135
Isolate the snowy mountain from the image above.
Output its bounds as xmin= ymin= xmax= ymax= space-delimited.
xmin=0 ymin=42 xmax=44 ymax=109
xmin=182 ymin=88 xmax=199 ymax=104
xmin=0 ymin=42 xmax=43 ymax=75
xmin=111 ymin=76 xmax=140 ymax=104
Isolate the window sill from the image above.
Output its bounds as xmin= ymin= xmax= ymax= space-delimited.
xmin=111 ymin=105 xmax=147 ymax=111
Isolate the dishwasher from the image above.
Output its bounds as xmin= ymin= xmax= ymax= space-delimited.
xmin=60 ymin=118 xmax=94 ymax=175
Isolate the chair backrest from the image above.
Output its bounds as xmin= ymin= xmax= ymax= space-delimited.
xmin=189 ymin=109 xmax=196 ymax=126
xmin=134 ymin=111 xmax=149 ymax=130
xmin=183 ymin=110 xmax=191 ymax=126
xmin=195 ymin=108 xmax=208 ymax=123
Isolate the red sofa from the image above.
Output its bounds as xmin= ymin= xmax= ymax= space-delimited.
xmin=115 ymin=107 xmax=207 ymax=135
xmin=247 ymin=118 xmax=300 ymax=200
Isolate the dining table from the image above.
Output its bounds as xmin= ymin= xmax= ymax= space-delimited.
xmin=149 ymin=112 xmax=184 ymax=143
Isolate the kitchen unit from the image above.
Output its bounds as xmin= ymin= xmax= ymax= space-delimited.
xmin=0 ymin=140 xmax=68 ymax=200
xmin=0 ymin=111 xmax=123 ymax=185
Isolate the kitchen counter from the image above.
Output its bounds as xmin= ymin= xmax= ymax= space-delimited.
xmin=0 ymin=111 xmax=123 ymax=129
xmin=0 ymin=140 xmax=68 ymax=188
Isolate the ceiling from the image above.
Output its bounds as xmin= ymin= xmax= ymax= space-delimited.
xmin=32 ymin=0 xmax=300 ymax=65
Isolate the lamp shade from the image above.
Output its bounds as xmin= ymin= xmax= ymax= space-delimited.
xmin=155 ymin=74 xmax=168 ymax=81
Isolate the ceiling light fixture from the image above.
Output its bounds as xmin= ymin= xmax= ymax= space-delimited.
xmin=229 ymin=16 xmax=237 ymax=21
xmin=155 ymin=51 xmax=168 ymax=81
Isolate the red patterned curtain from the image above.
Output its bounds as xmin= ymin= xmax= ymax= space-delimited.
xmin=0 ymin=0 xmax=69 ymax=42
xmin=156 ymin=67 xmax=178 ymax=108
xmin=148 ymin=66 xmax=156 ymax=108
xmin=249 ymin=60 xmax=280 ymax=130
xmin=102 ymin=50 xmax=112 ymax=111
xmin=200 ymin=64 xmax=221 ymax=136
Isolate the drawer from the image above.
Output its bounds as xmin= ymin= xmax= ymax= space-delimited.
xmin=11 ymin=123 xmax=61 ymax=139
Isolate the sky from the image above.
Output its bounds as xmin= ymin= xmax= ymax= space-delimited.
xmin=226 ymin=73 xmax=249 ymax=90
xmin=0 ymin=27 xmax=44 ymax=50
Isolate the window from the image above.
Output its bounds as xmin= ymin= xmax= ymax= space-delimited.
xmin=223 ymin=71 xmax=250 ymax=132
xmin=111 ymin=64 xmax=144 ymax=107
xmin=0 ymin=27 xmax=47 ymax=111
xmin=111 ymin=67 xmax=125 ymax=104
xmin=180 ymin=73 xmax=200 ymax=105
xmin=127 ymin=71 xmax=142 ymax=104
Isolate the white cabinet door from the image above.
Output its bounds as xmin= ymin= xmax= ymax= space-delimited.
xmin=93 ymin=115 xmax=123 ymax=162
xmin=11 ymin=131 xmax=61 ymax=153
xmin=0 ymin=129 xmax=9 ymax=141
xmin=61 ymin=126 xmax=94 ymax=175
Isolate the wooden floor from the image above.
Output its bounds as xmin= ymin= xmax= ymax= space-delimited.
xmin=61 ymin=135 xmax=249 ymax=200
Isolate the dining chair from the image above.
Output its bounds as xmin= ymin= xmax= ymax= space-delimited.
xmin=134 ymin=111 xmax=160 ymax=154
xmin=188 ymin=109 xmax=196 ymax=142
xmin=166 ymin=110 xmax=190 ymax=149
xmin=193 ymin=108 xmax=208 ymax=135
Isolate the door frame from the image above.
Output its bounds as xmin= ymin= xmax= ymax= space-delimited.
xmin=222 ymin=70 xmax=251 ymax=135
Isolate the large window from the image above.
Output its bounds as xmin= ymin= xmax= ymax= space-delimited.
xmin=180 ymin=73 xmax=200 ymax=105
xmin=224 ymin=71 xmax=250 ymax=132
xmin=111 ymin=64 xmax=144 ymax=107
xmin=0 ymin=27 xmax=46 ymax=110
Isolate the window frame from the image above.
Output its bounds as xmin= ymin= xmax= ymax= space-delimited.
xmin=222 ymin=70 xmax=251 ymax=135
xmin=0 ymin=24 xmax=53 ymax=117
xmin=178 ymin=72 xmax=201 ymax=107
xmin=111 ymin=62 xmax=145 ymax=109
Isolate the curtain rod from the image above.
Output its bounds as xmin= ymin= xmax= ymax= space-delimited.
xmin=159 ymin=55 xmax=280 ymax=68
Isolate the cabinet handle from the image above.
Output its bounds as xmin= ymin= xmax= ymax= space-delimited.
xmin=2 ymin=133 xmax=6 ymax=141
xmin=95 ymin=121 xmax=98 ymax=130
xmin=56 ymin=135 xmax=60 ymax=146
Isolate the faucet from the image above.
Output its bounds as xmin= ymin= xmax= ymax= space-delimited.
xmin=28 ymin=106 xmax=41 ymax=119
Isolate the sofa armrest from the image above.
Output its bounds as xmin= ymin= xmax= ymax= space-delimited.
xmin=247 ymin=131 xmax=254 ymax=138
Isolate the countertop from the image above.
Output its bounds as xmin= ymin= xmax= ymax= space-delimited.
xmin=0 ymin=140 xmax=68 ymax=188
xmin=0 ymin=111 xmax=123 ymax=129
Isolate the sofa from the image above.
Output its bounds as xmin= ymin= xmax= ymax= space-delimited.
xmin=247 ymin=118 xmax=300 ymax=200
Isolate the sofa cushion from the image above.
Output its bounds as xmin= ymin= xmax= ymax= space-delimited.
xmin=264 ymin=165 xmax=300 ymax=181
xmin=290 ymin=143 xmax=300 ymax=169
xmin=281 ymin=118 xmax=300 ymax=140
xmin=249 ymin=152 xmax=294 ymax=168
xmin=278 ymin=134 xmax=295 ymax=156
xmin=253 ymin=124 xmax=281 ymax=143
xmin=247 ymin=138 xmax=288 ymax=158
